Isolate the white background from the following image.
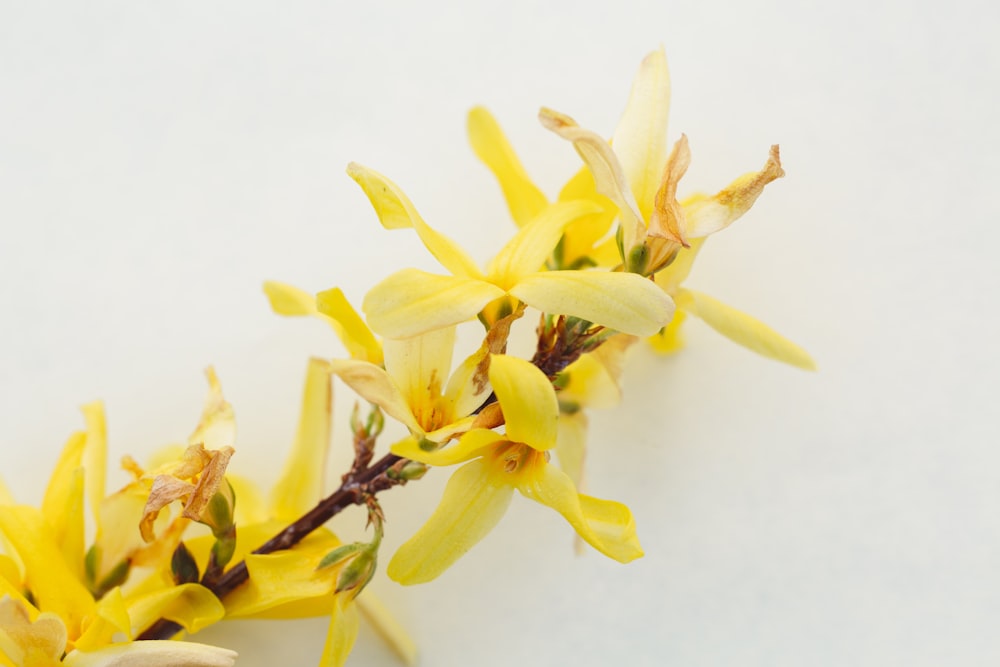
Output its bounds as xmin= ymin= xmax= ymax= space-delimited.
xmin=1 ymin=1 xmax=998 ymax=665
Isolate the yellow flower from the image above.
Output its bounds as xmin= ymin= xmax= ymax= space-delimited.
xmin=347 ymin=163 xmax=674 ymax=339
xmin=471 ymin=48 xmax=814 ymax=370
xmin=387 ymin=355 xmax=642 ymax=585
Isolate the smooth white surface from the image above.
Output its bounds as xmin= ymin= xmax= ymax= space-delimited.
xmin=1 ymin=1 xmax=998 ymax=665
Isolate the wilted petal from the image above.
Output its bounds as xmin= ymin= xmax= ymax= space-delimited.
xmin=363 ymin=269 xmax=505 ymax=339
xmin=387 ymin=459 xmax=514 ymax=585
xmin=467 ymin=106 xmax=548 ymax=227
xmin=0 ymin=596 xmax=66 ymax=664
xmin=188 ymin=368 xmax=235 ymax=450
xmin=489 ymin=355 xmax=558 ymax=451
xmin=487 ymin=200 xmax=602 ymax=287
xmin=315 ymin=287 xmax=383 ymax=365
xmin=683 ymin=145 xmax=785 ymax=238
xmin=648 ymin=134 xmax=692 ymax=248
xmin=63 ymin=640 xmax=237 ymax=667
xmin=675 ymin=288 xmax=816 ymax=370
xmin=271 ymin=358 xmax=333 ymax=523
xmin=612 ymin=46 xmax=672 ymax=221
xmin=510 ymin=270 xmax=674 ymax=336
xmin=328 ymin=359 xmax=419 ymax=434
xmin=539 ymin=107 xmax=646 ymax=254
xmin=517 ymin=463 xmax=642 ymax=563
xmin=347 ymin=163 xmax=483 ymax=278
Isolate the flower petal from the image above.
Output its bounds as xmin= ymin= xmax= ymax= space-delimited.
xmin=539 ymin=107 xmax=646 ymax=254
xmin=319 ymin=596 xmax=359 ymax=667
xmin=467 ymin=106 xmax=548 ymax=227
xmin=653 ymin=237 xmax=705 ymax=293
xmin=74 ymin=587 xmax=131 ymax=651
xmin=555 ymin=411 xmax=587 ymax=490
xmin=270 ymin=358 xmax=334 ymax=523
xmin=683 ymin=145 xmax=784 ymax=238
xmin=187 ymin=368 xmax=235 ymax=450
xmin=81 ymin=401 xmax=107 ymax=529
xmin=510 ymin=270 xmax=674 ymax=336
xmin=517 ymin=463 xmax=642 ymax=563
xmin=675 ymin=288 xmax=816 ymax=370
xmin=648 ymin=308 xmax=688 ymax=354
xmin=356 ymin=593 xmax=417 ymax=666
xmin=346 ymin=163 xmax=482 ymax=278
xmin=125 ymin=584 xmax=225 ymax=635
xmin=383 ymin=327 xmax=456 ymax=421
xmin=390 ymin=429 xmax=503 ymax=467
xmin=612 ymin=46 xmax=672 ymax=222
xmin=328 ymin=359 xmax=419 ymax=433
xmin=487 ymin=200 xmax=602 ymax=286
xmin=63 ymin=640 xmax=237 ymax=667
xmin=40 ymin=432 xmax=86 ymax=579
xmin=488 ymin=355 xmax=558 ymax=451
xmin=224 ymin=547 xmax=337 ymax=619
xmin=315 ymin=287 xmax=383 ymax=365
xmin=387 ymin=459 xmax=514 ymax=585
xmin=363 ymin=269 xmax=505 ymax=339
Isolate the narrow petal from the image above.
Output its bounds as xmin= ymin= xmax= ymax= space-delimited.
xmin=676 ymin=288 xmax=816 ymax=370
xmin=383 ymin=328 xmax=456 ymax=420
xmin=510 ymin=270 xmax=674 ymax=336
xmin=125 ymin=583 xmax=225 ymax=635
xmin=488 ymin=355 xmax=558 ymax=451
xmin=539 ymin=107 xmax=646 ymax=253
xmin=81 ymin=401 xmax=107 ymax=529
xmin=487 ymin=200 xmax=602 ymax=287
xmin=0 ymin=507 xmax=94 ymax=638
xmin=653 ymin=237 xmax=705 ymax=293
xmin=612 ymin=46 xmax=671 ymax=221
xmin=346 ymin=163 xmax=482 ymax=278
xmin=559 ymin=352 xmax=622 ymax=410
xmin=467 ymin=106 xmax=548 ymax=227
xmin=518 ymin=463 xmax=642 ymax=563
xmin=315 ymin=288 xmax=383 ymax=365
xmin=41 ymin=432 xmax=87 ymax=578
xmin=390 ymin=429 xmax=504 ymax=467
xmin=328 ymin=360 xmax=419 ymax=433
xmin=187 ymin=368 xmax=235 ymax=450
xmin=262 ymin=280 xmax=320 ymax=317
xmin=270 ymin=358 xmax=334 ymax=523
xmin=555 ymin=412 xmax=588 ymax=490
xmin=443 ymin=307 xmax=523 ymax=418
xmin=556 ymin=166 xmax=618 ymax=268
xmin=648 ymin=308 xmax=688 ymax=354
xmin=387 ymin=459 xmax=514 ymax=585
xmin=74 ymin=587 xmax=132 ymax=651
xmin=63 ymin=640 xmax=237 ymax=667
xmin=356 ymin=593 xmax=418 ymax=666
xmin=320 ymin=596 xmax=359 ymax=667
xmin=682 ymin=145 xmax=785 ymax=238
xmin=363 ymin=269 xmax=505 ymax=339
xmin=648 ymin=134 xmax=692 ymax=247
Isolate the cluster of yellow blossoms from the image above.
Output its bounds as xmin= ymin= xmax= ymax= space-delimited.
xmin=1 ymin=48 xmax=811 ymax=666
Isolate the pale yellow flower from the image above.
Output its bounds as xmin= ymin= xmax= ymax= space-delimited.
xmin=347 ymin=163 xmax=674 ymax=339
xmin=387 ymin=354 xmax=642 ymax=585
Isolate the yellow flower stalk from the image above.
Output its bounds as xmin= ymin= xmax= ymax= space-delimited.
xmin=470 ymin=48 xmax=814 ymax=369
xmin=387 ymin=354 xmax=642 ymax=584
xmin=347 ymin=163 xmax=674 ymax=339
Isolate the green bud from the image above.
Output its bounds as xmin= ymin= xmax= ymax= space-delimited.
xmin=200 ymin=480 xmax=236 ymax=539
xmin=626 ymin=243 xmax=649 ymax=275
xmin=84 ymin=545 xmax=100 ymax=587
xmin=210 ymin=530 xmax=237 ymax=571
xmin=94 ymin=559 xmax=131 ymax=599
xmin=335 ymin=545 xmax=377 ymax=595
xmin=387 ymin=460 xmax=428 ymax=481
xmin=171 ymin=542 xmax=200 ymax=585
xmin=417 ymin=437 xmax=439 ymax=452
xmin=317 ymin=543 xmax=365 ymax=571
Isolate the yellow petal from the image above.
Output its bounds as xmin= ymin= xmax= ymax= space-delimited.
xmin=647 ymin=308 xmax=688 ymax=354
xmin=467 ymin=106 xmax=548 ymax=227
xmin=270 ymin=358 xmax=333 ymax=523
xmin=346 ymin=163 xmax=482 ymax=279
xmin=383 ymin=327 xmax=455 ymax=422
xmin=487 ymin=200 xmax=602 ymax=287
xmin=224 ymin=474 xmax=267 ymax=525
xmin=315 ymin=288 xmax=383 ymax=365
xmin=675 ymin=288 xmax=816 ymax=370
xmin=63 ymin=640 xmax=237 ymax=667
xmin=40 ymin=432 xmax=86 ymax=580
xmin=488 ymin=355 xmax=558 ymax=451
xmin=517 ymin=463 xmax=642 ymax=563
xmin=125 ymin=584 xmax=224 ymax=636
xmin=363 ymin=269 xmax=505 ymax=339
xmin=328 ymin=359 xmax=419 ymax=434
xmin=94 ymin=485 xmax=157 ymax=582
xmin=319 ymin=596 xmax=359 ymax=667
xmin=510 ymin=270 xmax=674 ymax=336
xmin=539 ymin=107 xmax=646 ymax=254
xmin=653 ymin=237 xmax=705 ymax=293
xmin=555 ymin=412 xmax=587 ymax=490
xmin=73 ymin=587 xmax=131 ymax=651
xmin=556 ymin=166 xmax=618 ymax=268
xmin=682 ymin=145 xmax=784 ymax=238
xmin=356 ymin=593 xmax=417 ymax=666
xmin=0 ymin=597 xmax=66 ymax=664
xmin=387 ymin=459 xmax=514 ymax=585
xmin=390 ymin=429 xmax=504 ymax=467
xmin=0 ymin=507 xmax=94 ymax=638
xmin=612 ymin=46 xmax=672 ymax=222
xmin=262 ymin=280 xmax=319 ymax=317
xmin=81 ymin=401 xmax=107 ymax=529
